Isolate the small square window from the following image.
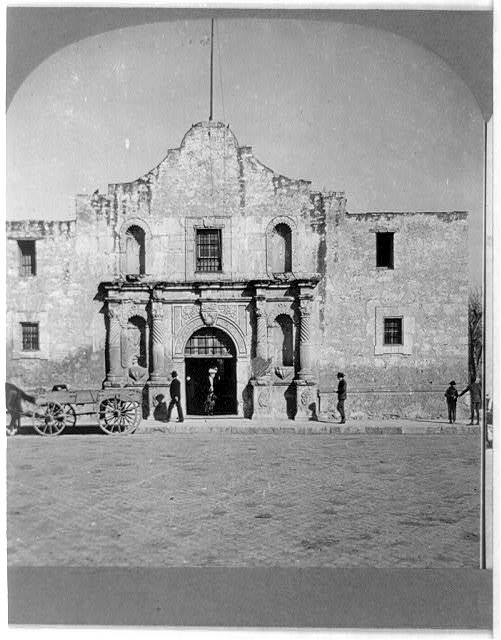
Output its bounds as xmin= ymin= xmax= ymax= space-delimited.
xmin=18 ymin=240 xmax=37 ymax=276
xmin=21 ymin=322 xmax=40 ymax=351
xmin=196 ymin=229 xmax=222 ymax=272
xmin=376 ymin=232 xmax=394 ymax=269
xmin=384 ymin=317 xmax=403 ymax=345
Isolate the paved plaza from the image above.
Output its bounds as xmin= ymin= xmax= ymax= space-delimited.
xmin=7 ymin=421 xmax=481 ymax=568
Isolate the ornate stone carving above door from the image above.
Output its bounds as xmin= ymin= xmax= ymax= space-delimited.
xmin=200 ymin=301 xmax=218 ymax=326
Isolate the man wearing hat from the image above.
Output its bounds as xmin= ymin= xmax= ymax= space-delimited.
xmin=444 ymin=380 xmax=458 ymax=424
xmin=336 ymin=372 xmax=347 ymax=424
xmin=165 ymin=371 xmax=184 ymax=423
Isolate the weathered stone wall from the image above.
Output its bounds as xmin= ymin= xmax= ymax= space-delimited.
xmin=317 ymin=210 xmax=469 ymax=419
xmin=6 ymin=220 xmax=109 ymax=390
xmin=6 ymin=121 xmax=469 ymax=418
xmin=6 ymin=122 xmax=324 ymax=393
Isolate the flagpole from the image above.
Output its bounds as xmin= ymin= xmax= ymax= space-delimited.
xmin=209 ymin=18 xmax=214 ymax=121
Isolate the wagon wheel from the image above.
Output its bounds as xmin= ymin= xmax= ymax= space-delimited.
xmin=98 ymin=396 xmax=140 ymax=435
xmin=63 ymin=404 xmax=77 ymax=429
xmin=32 ymin=401 xmax=67 ymax=436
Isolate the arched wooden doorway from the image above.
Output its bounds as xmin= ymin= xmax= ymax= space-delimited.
xmin=184 ymin=327 xmax=237 ymax=415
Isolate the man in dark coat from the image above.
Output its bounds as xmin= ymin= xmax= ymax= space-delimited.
xmin=336 ymin=372 xmax=347 ymax=424
xmin=458 ymin=377 xmax=482 ymax=425
xmin=444 ymin=380 xmax=458 ymax=424
xmin=166 ymin=371 xmax=184 ymax=423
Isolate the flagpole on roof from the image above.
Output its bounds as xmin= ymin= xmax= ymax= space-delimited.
xmin=209 ymin=18 xmax=214 ymax=122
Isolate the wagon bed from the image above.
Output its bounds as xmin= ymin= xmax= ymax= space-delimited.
xmin=31 ymin=387 xmax=144 ymax=436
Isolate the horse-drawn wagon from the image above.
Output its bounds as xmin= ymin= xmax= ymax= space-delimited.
xmin=6 ymin=383 xmax=143 ymax=436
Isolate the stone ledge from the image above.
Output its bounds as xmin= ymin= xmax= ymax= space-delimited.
xmin=135 ymin=418 xmax=480 ymax=436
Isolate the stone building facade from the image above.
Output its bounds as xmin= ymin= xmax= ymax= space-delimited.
xmin=6 ymin=121 xmax=469 ymax=419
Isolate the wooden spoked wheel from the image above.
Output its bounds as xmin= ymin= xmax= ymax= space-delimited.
xmin=63 ymin=404 xmax=77 ymax=429
xmin=98 ymin=397 xmax=140 ymax=435
xmin=32 ymin=401 xmax=67 ymax=436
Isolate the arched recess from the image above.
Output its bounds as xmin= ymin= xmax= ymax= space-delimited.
xmin=121 ymin=314 xmax=148 ymax=369
xmin=173 ymin=316 xmax=247 ymax=359
xmin=266 ymin=216 xmax=297 ymax=277
xmin=272 ymin=314 xmax=294 ymax=367
xmin=119 ymin=218 xmax=152 ymax=275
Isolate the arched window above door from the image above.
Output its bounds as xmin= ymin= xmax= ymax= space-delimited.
xmin=184 ymin=327 xmax=236 ymax=358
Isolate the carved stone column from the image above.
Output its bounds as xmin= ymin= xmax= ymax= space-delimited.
xmin=150 ymin=302 xmax=165 ymax=381
xmin=297 ymin=294 xmax=314 ymax=381
xmin=105 ymin=304 xmax=123 ymax=387
xmin=255 ymin=296 xmax=268 ymax=361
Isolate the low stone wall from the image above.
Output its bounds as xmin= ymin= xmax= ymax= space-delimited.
xmin=318 ymin=390 xmax=472 ymax=421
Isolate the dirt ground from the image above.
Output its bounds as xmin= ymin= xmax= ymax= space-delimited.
xmin=7 ymin=432 xmax=480 ymax=567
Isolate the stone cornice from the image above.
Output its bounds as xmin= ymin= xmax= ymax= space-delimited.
xmin=100 ymin=275 xmax=321 ymax=293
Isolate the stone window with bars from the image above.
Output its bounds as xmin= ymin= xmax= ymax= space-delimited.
xmin=196 ymin=229 xmax=222 ymax=272
xmin=185 ymin=328 xmax=234 ymax=357
xmin=21 ymin=322 xmax=40 ymax=351
xmin=383 ymin=317 xmax=403 ymax=345
xmin=18 ymin=240 xmax=36 ymax=277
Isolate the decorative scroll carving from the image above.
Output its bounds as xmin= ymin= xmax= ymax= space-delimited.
xmin=107 ymin=309 xmax=121 ymax=347
xmin=182 ymin=305 xmax=198 ymax=321
xmin=151 ymin=304 xmax=164 ymax=344
xmin=255 ymin=297 xmax=268 ymax=360
xmin=258 ymin=390 xmax=271 ymax=408
xmin=220 ymin=304 xmax=238 ymax=321
xmin=299 ymin=296 xmax=313 ymax=344
xmin=200 ymin=302 xmax=218 ymax=326
xmin=238 ymin=305 xmax=247 ymax=333
xmin=274 ymin=366 xmax=294 ymax=382
xmin=300 ymin=388 xmax=313 ymax=407
xmin=297 ymin=294 xmax=314 ymax=381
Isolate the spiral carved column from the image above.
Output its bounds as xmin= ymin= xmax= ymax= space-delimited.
xmin=150 ymin=303 xmax=165 ymax=381
xmin=255 ymin=297 xmax=268 ymax=361
xmin=297 ymin=295 xmax=314 ymax=381
xmin=105 ymin=305 xmax=123 ymax=387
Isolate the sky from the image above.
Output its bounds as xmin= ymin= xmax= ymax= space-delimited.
xmin=6 ymin=17 xmax=485 ymax=284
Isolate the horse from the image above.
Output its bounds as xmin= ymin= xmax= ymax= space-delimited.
xmin=5 ymin=382 xmax=40 ymax=436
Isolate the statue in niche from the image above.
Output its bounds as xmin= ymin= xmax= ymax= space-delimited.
xmin=128 ymin=355 xmax=148 ymax=385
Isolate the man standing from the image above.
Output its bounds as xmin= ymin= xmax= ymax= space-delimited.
xmin=336 ymin=372 xmax=347 ymax=424
xmin=458 ymin=377 xmax=482 ymax=425
xmin=444 ymin=380 xmax=458 ymax=424
xmin=166 ymin=371 xmax=184 ymax=423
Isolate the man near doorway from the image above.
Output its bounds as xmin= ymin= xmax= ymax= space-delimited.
xmin=166 ymin=371 xmax=184 ymax=423
xmin=204 ymin=365 xmax=218 ymax=415
xmin=458 ymin=377 xmax=482 ymax=425
xmin=336 ymin=372 xmax=347 ymax=424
